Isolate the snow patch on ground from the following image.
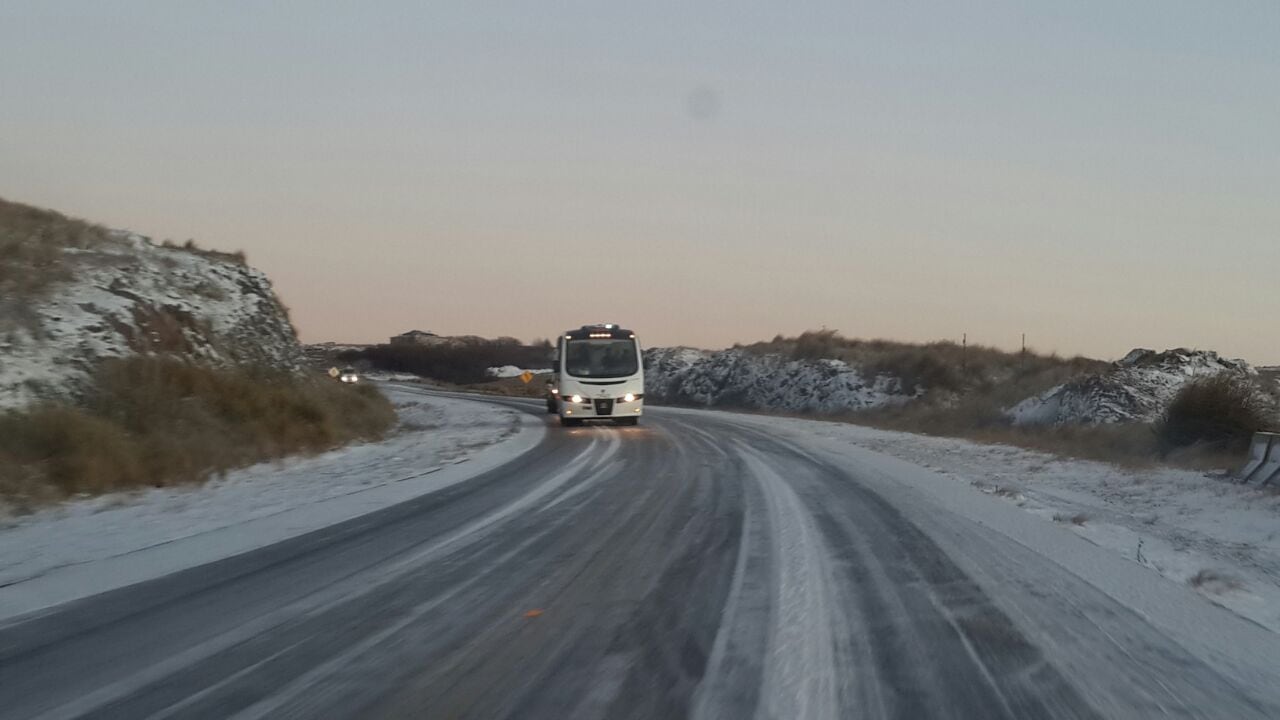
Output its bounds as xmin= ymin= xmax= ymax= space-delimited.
xmin=362 ymin=371 xmax=422 ymax=382
xmin=486 ymin=366 xmax=552 ymax=378
xmin=0 ymin=386 xmax=542 ymax=620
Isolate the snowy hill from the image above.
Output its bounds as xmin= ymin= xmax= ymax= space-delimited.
xmin=644 ymin=343 xmax=1264 ymax=427
xmin=0 ymin=203 xmax=303 ymax=410
xmin=643 ymin=346 xmax=907 ymax=413
xmin=1007 ymin=349 xmax=1255 ymax=425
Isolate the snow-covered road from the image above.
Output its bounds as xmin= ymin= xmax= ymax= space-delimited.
xmin=2 ymin=389 xmax=1278 ymax=719
xmin=712 ymin=411 xmax=1280 ymax=635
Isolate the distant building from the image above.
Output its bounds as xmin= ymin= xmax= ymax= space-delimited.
xmin=390 ymin=330 xmax=447 ymax=346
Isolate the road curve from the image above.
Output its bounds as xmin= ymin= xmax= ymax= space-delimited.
xmin=1 ymin=389 xmax=1276 ymax=719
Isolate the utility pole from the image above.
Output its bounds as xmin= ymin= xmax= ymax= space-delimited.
xmin=1021 ymin=333 xmax=1026 ymax=373
xmin=962 ymin=333 xmax=967 ymax=373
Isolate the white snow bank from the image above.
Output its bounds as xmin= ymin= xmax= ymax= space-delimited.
xmin=0 ymin=385 xmax=543 ymax=621
xmin=361 ymin=371 xmax=422 ymax=382
xmin=485 ymin=365 xmax=552 ymax=378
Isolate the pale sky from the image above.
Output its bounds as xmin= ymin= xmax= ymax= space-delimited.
xmin=2 ymin=1 xmax=1277 ymax=362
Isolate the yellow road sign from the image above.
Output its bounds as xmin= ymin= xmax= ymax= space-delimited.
xmin=520 ymin=370 xmax=534 ymax=384
xmin=328 ymin=367 xmax=340 ymax=378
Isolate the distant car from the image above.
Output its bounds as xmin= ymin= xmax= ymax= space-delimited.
xmin=339 ymin=367 xmax=359 ymax=384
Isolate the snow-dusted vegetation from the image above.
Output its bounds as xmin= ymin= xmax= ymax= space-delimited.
xmin=643 ymin=346 xmax=907 ymax=413
xmin=0 ymin=198 xmax=302 ymax=410
xmin=0 ymin=198 xmax=395 ymax=506
xmin=643 ymin=331 xmax=1278 ymax=467
xmin=1009 ymin=348 xmax=1258 ymax=425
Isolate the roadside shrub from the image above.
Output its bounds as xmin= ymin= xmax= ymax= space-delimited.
xmin=0 ymin=358 xmax=397 ymax=506
xmin=863 ymin=348 xmax=963 ymax=395
xmin=846 ymin=400 xmax=1162 ymax=467
xmin=791 ymin=329 xmax=842 ymax=361
xmin=346 ymin=340 xmax=553 ymax=385
xmin=0 ymin=406 xmax=143 ymax=496
xmin=160 ymin=237 xmax=247 ymax=265
xmin=1156 ymin=373 xmax=1275 ymax=456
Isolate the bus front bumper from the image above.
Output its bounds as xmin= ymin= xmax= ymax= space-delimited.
xmin=561 ymin=397 xmax=644 ymax=418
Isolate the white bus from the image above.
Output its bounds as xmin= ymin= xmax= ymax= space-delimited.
xmin=546 ymin=324 xmax=644 ymax=426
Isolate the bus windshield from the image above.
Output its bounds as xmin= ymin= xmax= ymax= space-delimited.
xmin=564 ymin=339 xmax=638 ymax=378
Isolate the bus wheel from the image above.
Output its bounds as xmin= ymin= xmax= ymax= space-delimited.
xmin=617 ymin=417 xmax=639 ymax=426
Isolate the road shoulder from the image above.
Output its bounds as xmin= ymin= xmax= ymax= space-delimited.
xmin=0 ymin=387 xmax=545 ymax=623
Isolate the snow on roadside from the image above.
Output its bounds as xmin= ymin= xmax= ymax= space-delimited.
xmin=486 ymin=365 xmax=551 ymax=378
xmin=362 ymin=371 xmax=422 ymax=382
xmin=0 ymin=386 xmax=543 ymax=620
xmin=672 ymin=408 xmax=1280 ymax=634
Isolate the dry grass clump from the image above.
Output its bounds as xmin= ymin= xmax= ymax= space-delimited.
xmin=743 ymin=329 xmax=1106 ymax=396
xmin=0 ymin=407 xmax=143 ymax=502
xmin=1188 ymin=569 xmax=1245 ymax=594
xmin=854 ymin=399 xmax=1163 ymax=467
xmin=1156 ymin=373 xmax=1277 ymax=457
xmin=0 ymin=197 xmax=249 ymax=314
xmin=0 ymin=358 xmax=396 ymax=508
xmin=854 ymin=396 xmax=1254 ymax=470
xmin=160 ymin=238 xmax=247 ymax=265
xmin=0 ymin=197 xmax=113 ymax=301
xmin=1053 ymin=512 xmax=1089 ymax=526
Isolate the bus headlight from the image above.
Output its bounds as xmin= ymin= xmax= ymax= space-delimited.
xmin=571 ymin=394 xmax=584 ymax=403
xmin=623 ymin=393 xmax=635 ymax=402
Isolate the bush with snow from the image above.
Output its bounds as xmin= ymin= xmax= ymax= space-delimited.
xmin=1156 ymin=373 xmax=1277 ymax=456
xmin=1007 ymin=349 xmax=1256 ymax=426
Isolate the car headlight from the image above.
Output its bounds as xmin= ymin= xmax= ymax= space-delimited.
xmin=571 ymin=394 xmax=584 ymax=403
xmin=623 ymin=392 xmax=635 ymax=402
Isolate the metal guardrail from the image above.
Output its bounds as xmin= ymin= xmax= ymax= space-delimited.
xmin=1238 ymin=432 xmax=1280 ymax=485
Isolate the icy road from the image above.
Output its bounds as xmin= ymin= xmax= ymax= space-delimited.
xmin=2 ymin=387 xmax=1278 ymax=719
